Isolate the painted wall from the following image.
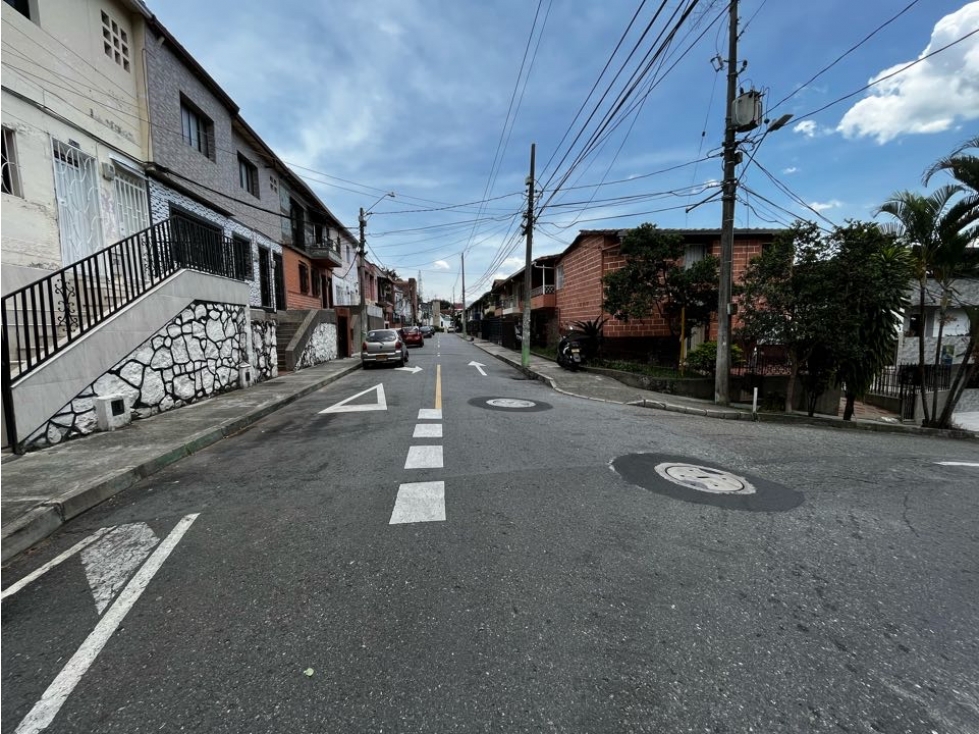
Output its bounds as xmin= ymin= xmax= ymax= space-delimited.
xmin=22 ymin=300 xmax=277 ymax=450
xmin=281 ymin=246 xmax=328 ymax=310
xmin=1 ymin=0 xmax=149 ymax=273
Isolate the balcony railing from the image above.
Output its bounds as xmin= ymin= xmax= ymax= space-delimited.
xmin=531 ymin=285 xmax=555 ymax=297
xmin=2 ymin=217 xmax=249 ymax=446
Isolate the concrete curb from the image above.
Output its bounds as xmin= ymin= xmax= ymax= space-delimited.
xmin=474 ymin=344 xmax=978 ymax=441
xmin=1 ymin=362 xmax=361 ymax=563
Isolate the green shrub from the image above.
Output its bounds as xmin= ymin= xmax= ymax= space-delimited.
xmin=685 ymin=341 xmax=744 ymax=374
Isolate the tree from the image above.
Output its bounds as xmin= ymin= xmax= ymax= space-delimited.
xmin=877 ymin=185 xmax=975 ymax=427
xmin=829 ymin=224 xmax=912 ymax=421
xmin=602 ymin=224 xmax=719 ymax=360
xmin=738 ymin=222 xmax=838 ymax=414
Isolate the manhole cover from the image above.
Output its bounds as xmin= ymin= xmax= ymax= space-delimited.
xmin=487 ymin=398 xmax=536 ymax=408
xmin=611 ymin=454 xmax=802 ymax=511
xmin=469 ymin=397 xmax=552 ymax=412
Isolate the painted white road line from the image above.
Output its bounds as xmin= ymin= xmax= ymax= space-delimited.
xmin=319 ymin=384 xmax=387 ymax=414
xmin=1 ymin=527 xmax=114 ymax=602
xmin=390 ymin=482 xmax=446 ymax=524
xmin=468 ymin=360 xmax=487 ymax=376
xmin=395 ymin=365 xmax=423 ymax=373
xmin=413 ymin=424 xmax=443 ymax=439
xmin=15 ymin=513 xmax=200 ymax=734
xmin=405 ymin=445 xmax=444 ymax=469
xmin=81 ymin=523 xmax=159 ymax=614
xmin=935 ymin=461 xmax=979 ymax=467
xmin=417 ymin=408 xmax=442 ymax=420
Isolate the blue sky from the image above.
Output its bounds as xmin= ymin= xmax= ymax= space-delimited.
xmin=147 ymin=0 xmax=979 ymax=303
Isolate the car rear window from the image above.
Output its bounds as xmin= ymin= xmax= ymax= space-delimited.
xmin=367 ymin=330 xmax=397 ymax=342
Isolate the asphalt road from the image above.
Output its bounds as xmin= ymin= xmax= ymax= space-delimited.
xmin=3 ymin=334 xmax=978 ymax=733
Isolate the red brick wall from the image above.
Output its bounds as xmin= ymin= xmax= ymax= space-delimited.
xmin=282 ymin=248 xmax=328 ymax=310
xmin=555 ymin=231 xmax=770 ymax=342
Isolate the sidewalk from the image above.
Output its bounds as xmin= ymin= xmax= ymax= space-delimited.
xmin=1 ymin=358 xmax=361 ymax=563
xmin=467 ymin=336 xmax=979 ymax=437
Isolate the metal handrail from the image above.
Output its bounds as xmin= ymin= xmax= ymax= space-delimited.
xmin=1 ymin=217 xmax=250 ymax=447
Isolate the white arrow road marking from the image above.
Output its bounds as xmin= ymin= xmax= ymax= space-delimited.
xmin=81 ymin=523 xmax=159 ymax=615
xmin=468 ymin=361 xmax=487 ymax=376
xmin=15 ymin=513 xmax=199 ymax=734
xmin=395 ymin=365 xmax=423 ymax=374
xmin=319 ymin=384 xmax=387 ymax=414
xmin=390 ymin=482 xmax=445 ymax=524
xmin=405 ymin=445 xmax=444 ymax=469
xmin=935 ymin=461 xmax=979 ymax=467
xmin=413 ymin=424 xmax=443 ymax=438
xmin=1 ymin=527 xmax=114 ymax=602
xmin=418 ymin=409 xmax=442 ymax=420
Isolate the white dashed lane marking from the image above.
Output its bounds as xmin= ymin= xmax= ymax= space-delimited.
xmin=390 ymin=482 xmax=446 ymax=524
xmin=413 ymin=424 xmax=443 ymax=438
xmin=405 ymin=445 xmax=444 ymax=469
xmin=418 ymin=409 xmax=442 ymax=420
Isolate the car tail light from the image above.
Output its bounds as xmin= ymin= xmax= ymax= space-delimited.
xmin=361 ymin=341 xmax=368 ymax=351
xmin=395 ymin=340 xmax=402 ymax=349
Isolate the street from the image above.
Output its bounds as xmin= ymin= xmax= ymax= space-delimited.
xmin=3 ymin=334 xmax=978 ymax=734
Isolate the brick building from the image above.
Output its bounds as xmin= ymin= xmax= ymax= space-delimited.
xmin=554 ymin=228 xmax=780 ymax=361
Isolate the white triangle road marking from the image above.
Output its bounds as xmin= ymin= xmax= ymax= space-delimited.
xmin=82 ymin=523 xmax=159 ymax=615
xmin=1 ymin=527 xmax=115 ymax=602
xmin=319 ymin=384 xmax=388 ymax=414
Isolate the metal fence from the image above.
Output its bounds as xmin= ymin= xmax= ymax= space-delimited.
xmin=869 ymin=363 xmax=952 ymax=398
xmin=2 ymin=217 xmax=250 ymax=447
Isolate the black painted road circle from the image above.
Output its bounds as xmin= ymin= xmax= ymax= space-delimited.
xmin=611 ymin=453 xmax=804 ymax=511
xmin=469 ymin=397 xmax=553 ymax=412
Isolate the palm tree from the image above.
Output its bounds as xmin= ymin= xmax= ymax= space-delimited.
xmin=924 ymin=134 xmax=979 ymax=240
xmin=876 ymin=186 xmax=963 ymax=425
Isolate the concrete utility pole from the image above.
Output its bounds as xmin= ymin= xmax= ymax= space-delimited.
xmin=461 ymin=252 xmax=467 ymax=339
xmin=357 ymin=193 xmax=394 ymax=345
xmin=522 ymin=143 xmax=535 ymax=369
xmin=358 ymin=206 xmax=368 ymax=348
xmin=714 ymin=0 xmax=739 ymax=406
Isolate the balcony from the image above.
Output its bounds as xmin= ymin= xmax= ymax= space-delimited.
xmin=500 ymin=296 xmax=520 ymax=315
xmin=530 ymin=284 xmax=556 ymax=309
xmin=305 ymin=239 xmax=344 ymax=267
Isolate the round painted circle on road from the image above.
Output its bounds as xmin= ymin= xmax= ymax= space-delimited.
xmin=469 ymin=397 xmax=552 ymax=412
xmin=611 ymin=453 xmax=802 ymax=512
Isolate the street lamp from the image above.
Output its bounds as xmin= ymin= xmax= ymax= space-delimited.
xmin=358 ymin=192 xmax=395 ymax=346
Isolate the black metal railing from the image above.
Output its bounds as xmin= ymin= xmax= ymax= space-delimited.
xmin=2 ymin=217 xmax=249 ymax=447
xmin=869 ymin=363 xmax=953 ymax=397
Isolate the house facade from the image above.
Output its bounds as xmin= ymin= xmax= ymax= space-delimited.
xmin=554 ymin=228 xmax=777 ymax=361
xmin=896 ymin=279 xmax=979 ymax=365
xmin=1 ymin=0 xmax=152 ymax=294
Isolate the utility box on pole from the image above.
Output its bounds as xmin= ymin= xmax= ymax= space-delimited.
xmin=733 ymin=89 xmax=762 ymax=132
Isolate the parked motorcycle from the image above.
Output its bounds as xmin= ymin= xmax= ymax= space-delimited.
xmin=556 ymin=332 xmax=586 ymax=371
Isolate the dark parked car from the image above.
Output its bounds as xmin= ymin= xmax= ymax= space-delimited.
xmin=403 ymin=326 xmax=424 ymax=348
xmin=361 ymin=329 xmax=409 ymax=368
xmin=420 ymin=326 xmax=434 ymax=338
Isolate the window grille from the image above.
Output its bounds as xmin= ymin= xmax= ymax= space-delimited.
xmin=112 ymin=164 xmax=149 ymax=237
xmin=52 ymin=140 xmax=104 ymax=264
xmin=1 ymin=127 xmax=22 ymax=197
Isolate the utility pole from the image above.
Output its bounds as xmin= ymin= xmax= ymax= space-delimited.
xmin=461 ymin=252 xmax=467 ymax=340
xmin=714 ymin=0 xmax=739 ymax=406
xmin=522 ymin=143 xmax=535 ymax=368
xmin=358 ymin=206 xmax=368 ymax=349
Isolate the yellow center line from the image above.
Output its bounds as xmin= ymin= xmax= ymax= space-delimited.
xmin=435 ymin=364 xmax=442 ymax=410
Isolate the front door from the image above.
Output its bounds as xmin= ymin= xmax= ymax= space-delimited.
xmin=52 ymin=140 xmax=104 ymax=265
xmin=258 ymin=246 xmax=271 ymax=309
xmin=337 ymin=315 xmax=349 ymax=357
xmin=273 ymin=252 xmax=286 ymax=310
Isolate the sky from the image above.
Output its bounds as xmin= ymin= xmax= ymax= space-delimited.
xmin=146 ymin=0 xmax=979 ymax=303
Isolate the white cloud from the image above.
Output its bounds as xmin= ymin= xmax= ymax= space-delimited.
xmin=837 ymin=2 xmax=979 ymax=144
xmin=502 ymin=256 xmax=524 ymax=270
xmin=810 ymin=199 xmax=843 ymax=212
xmin=793 ymin=120 xmax=818 ymax=138
xmin=782 ymin=166 xmax=799 ymax=174
xmin=433 ymin=260 xmax=450 ymax=270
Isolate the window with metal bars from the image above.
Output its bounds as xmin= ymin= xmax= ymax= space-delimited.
xmin=2 ymin=127 xmax=22 ymax=197
xmin=299 ymin=263 xmax=309 ymax=294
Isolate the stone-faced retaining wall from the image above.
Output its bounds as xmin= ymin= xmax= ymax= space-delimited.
xmin=24 ymin=302 xmax=271 ymax=451
xmin=296 ymin=322 xmax=339 ymax=369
